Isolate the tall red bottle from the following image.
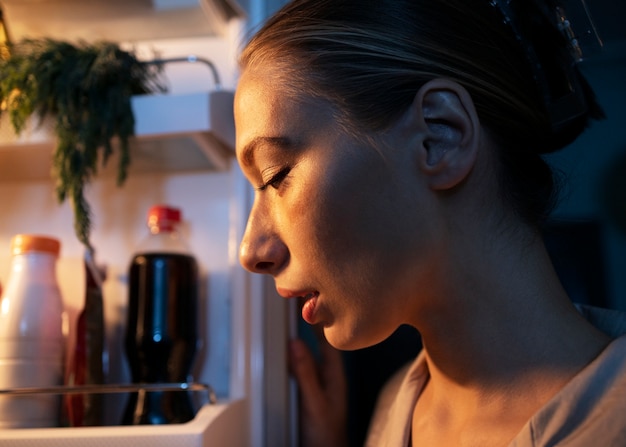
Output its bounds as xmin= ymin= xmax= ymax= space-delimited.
xmin=64 ymin=249 xmax=105 ymax=427
xmin=123 ymin=205 xmax=199 ymax=425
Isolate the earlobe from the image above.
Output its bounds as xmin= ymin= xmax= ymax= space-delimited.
xmin=412 ymin=79 xmax=480 ymax=191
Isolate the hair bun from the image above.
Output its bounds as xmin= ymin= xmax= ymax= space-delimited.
xmin=492 ymin=0 xmax=605 ymax=152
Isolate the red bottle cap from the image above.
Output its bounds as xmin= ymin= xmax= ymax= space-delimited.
xmin=147 ymin=205 xmax=182 ymax=232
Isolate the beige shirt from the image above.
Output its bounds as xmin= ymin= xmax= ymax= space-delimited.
xmin=365 ymin=306 xmax=626 ymax=447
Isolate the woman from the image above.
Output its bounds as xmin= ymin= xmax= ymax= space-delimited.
xmin=235 ymin=0 xmax=626 ymax=445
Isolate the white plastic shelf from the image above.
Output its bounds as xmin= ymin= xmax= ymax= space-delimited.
xmin=0 ymin=399 xmax=248 ymax=446
xmin=0 ymin=90 xmax=235 ymax=182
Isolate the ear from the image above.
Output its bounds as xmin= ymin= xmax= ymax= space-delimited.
xmin=411 ymin=79 xmax=480 ymax=191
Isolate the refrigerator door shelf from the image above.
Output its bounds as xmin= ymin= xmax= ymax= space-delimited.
xmin=0 ymin=90 xmax=236 ymax=182
xmin=0 ymin=399 xmax=248 ymax=446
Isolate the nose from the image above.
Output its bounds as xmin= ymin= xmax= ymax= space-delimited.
xmin=239 ymin=205 xmax=288 ymax=275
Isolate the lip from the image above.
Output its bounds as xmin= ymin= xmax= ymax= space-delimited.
xmin=276 ymin=287 xmax=318 ymax=300
xmin=276 ymin=288 xmax=320 ymax=324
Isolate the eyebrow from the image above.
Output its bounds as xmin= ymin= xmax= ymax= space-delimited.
xmin=239 ymin=136 xmax=293 ymax=167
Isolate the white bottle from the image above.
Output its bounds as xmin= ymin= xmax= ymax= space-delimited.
xmin=0 ymin=234 xmax=65 ymax=428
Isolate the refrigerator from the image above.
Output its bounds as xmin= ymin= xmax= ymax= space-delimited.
xmin=0 ymin=0 xmax=296 ymax=445
xmin=1 ymin=1 xmax=625 ymax=446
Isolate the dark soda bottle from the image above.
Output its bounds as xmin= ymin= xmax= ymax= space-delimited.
xmin=123 ymin=205 xmax=199 ymax=425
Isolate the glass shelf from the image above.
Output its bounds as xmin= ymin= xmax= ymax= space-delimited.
xmin=0 ymin=382 xmax=217 ymax=402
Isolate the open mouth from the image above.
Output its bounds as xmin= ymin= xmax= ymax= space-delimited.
xmin=276 ymin=287 xmax=318 ymax=300
xmin=301 ymin=291 xmax=318 ymax=300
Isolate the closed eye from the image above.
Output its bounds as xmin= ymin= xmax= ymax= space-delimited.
xmin=257 ymin=167 xmax=291 ymax=191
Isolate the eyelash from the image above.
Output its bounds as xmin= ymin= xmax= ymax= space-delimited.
xmin=257 ymin=167 xmax=291 ymax=191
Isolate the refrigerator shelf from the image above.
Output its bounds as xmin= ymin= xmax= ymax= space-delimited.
xmin=0 ymin=90 xmax=235 ymax=182
xmin=0 ymin=398 xmax=247 ymax=447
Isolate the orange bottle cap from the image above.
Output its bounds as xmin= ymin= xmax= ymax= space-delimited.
xmin=11 ymin=234 xmax=61 ymax=256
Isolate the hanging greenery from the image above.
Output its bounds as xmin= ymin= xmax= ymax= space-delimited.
xmin=0 ymin=38 xmax=166 ymax=249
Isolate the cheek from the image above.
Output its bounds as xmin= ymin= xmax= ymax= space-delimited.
xmin=314 ymin=155 xmax=426 ymax=296
xmin=306 ymin=161 xmax=376 ymax=248
xmin=287 ymin=143 xmax=422 ymax=286
xmin=313 ymin=155 xmax=406 ymax=255
xmin=300 ymin=169 xmax=411 ymax=310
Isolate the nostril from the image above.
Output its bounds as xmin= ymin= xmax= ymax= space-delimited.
xmin=255 ymin=261 xmax=274 ymax=271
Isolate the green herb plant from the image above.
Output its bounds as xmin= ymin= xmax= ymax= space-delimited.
xmin=0 ymin=38 xmax=166 ymax=249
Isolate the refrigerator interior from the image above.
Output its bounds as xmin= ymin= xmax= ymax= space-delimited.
xmin=0 ymin=12 xmax=294 ymax=444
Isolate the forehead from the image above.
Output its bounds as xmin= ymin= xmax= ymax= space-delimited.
xmin=234 ymin=67 xmax=337 ymax=164
xmin=235 ymin=65 xmax=311 ymax=123
xmin=234 ymin=68 xmax=283 ymax=130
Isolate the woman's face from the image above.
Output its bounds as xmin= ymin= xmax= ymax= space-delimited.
xmin=235 ymin=67 xmax=441 ymax=350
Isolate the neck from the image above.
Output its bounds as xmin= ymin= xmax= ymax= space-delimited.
xmin=411 ymin=222 xmax=610 ymax=401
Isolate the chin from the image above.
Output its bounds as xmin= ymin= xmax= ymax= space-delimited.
xmin=324 ymin=326 xmax=388 ymax=352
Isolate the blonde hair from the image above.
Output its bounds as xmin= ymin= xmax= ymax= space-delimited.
xmin=240 ymin=0 xmax=603 ymax=224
